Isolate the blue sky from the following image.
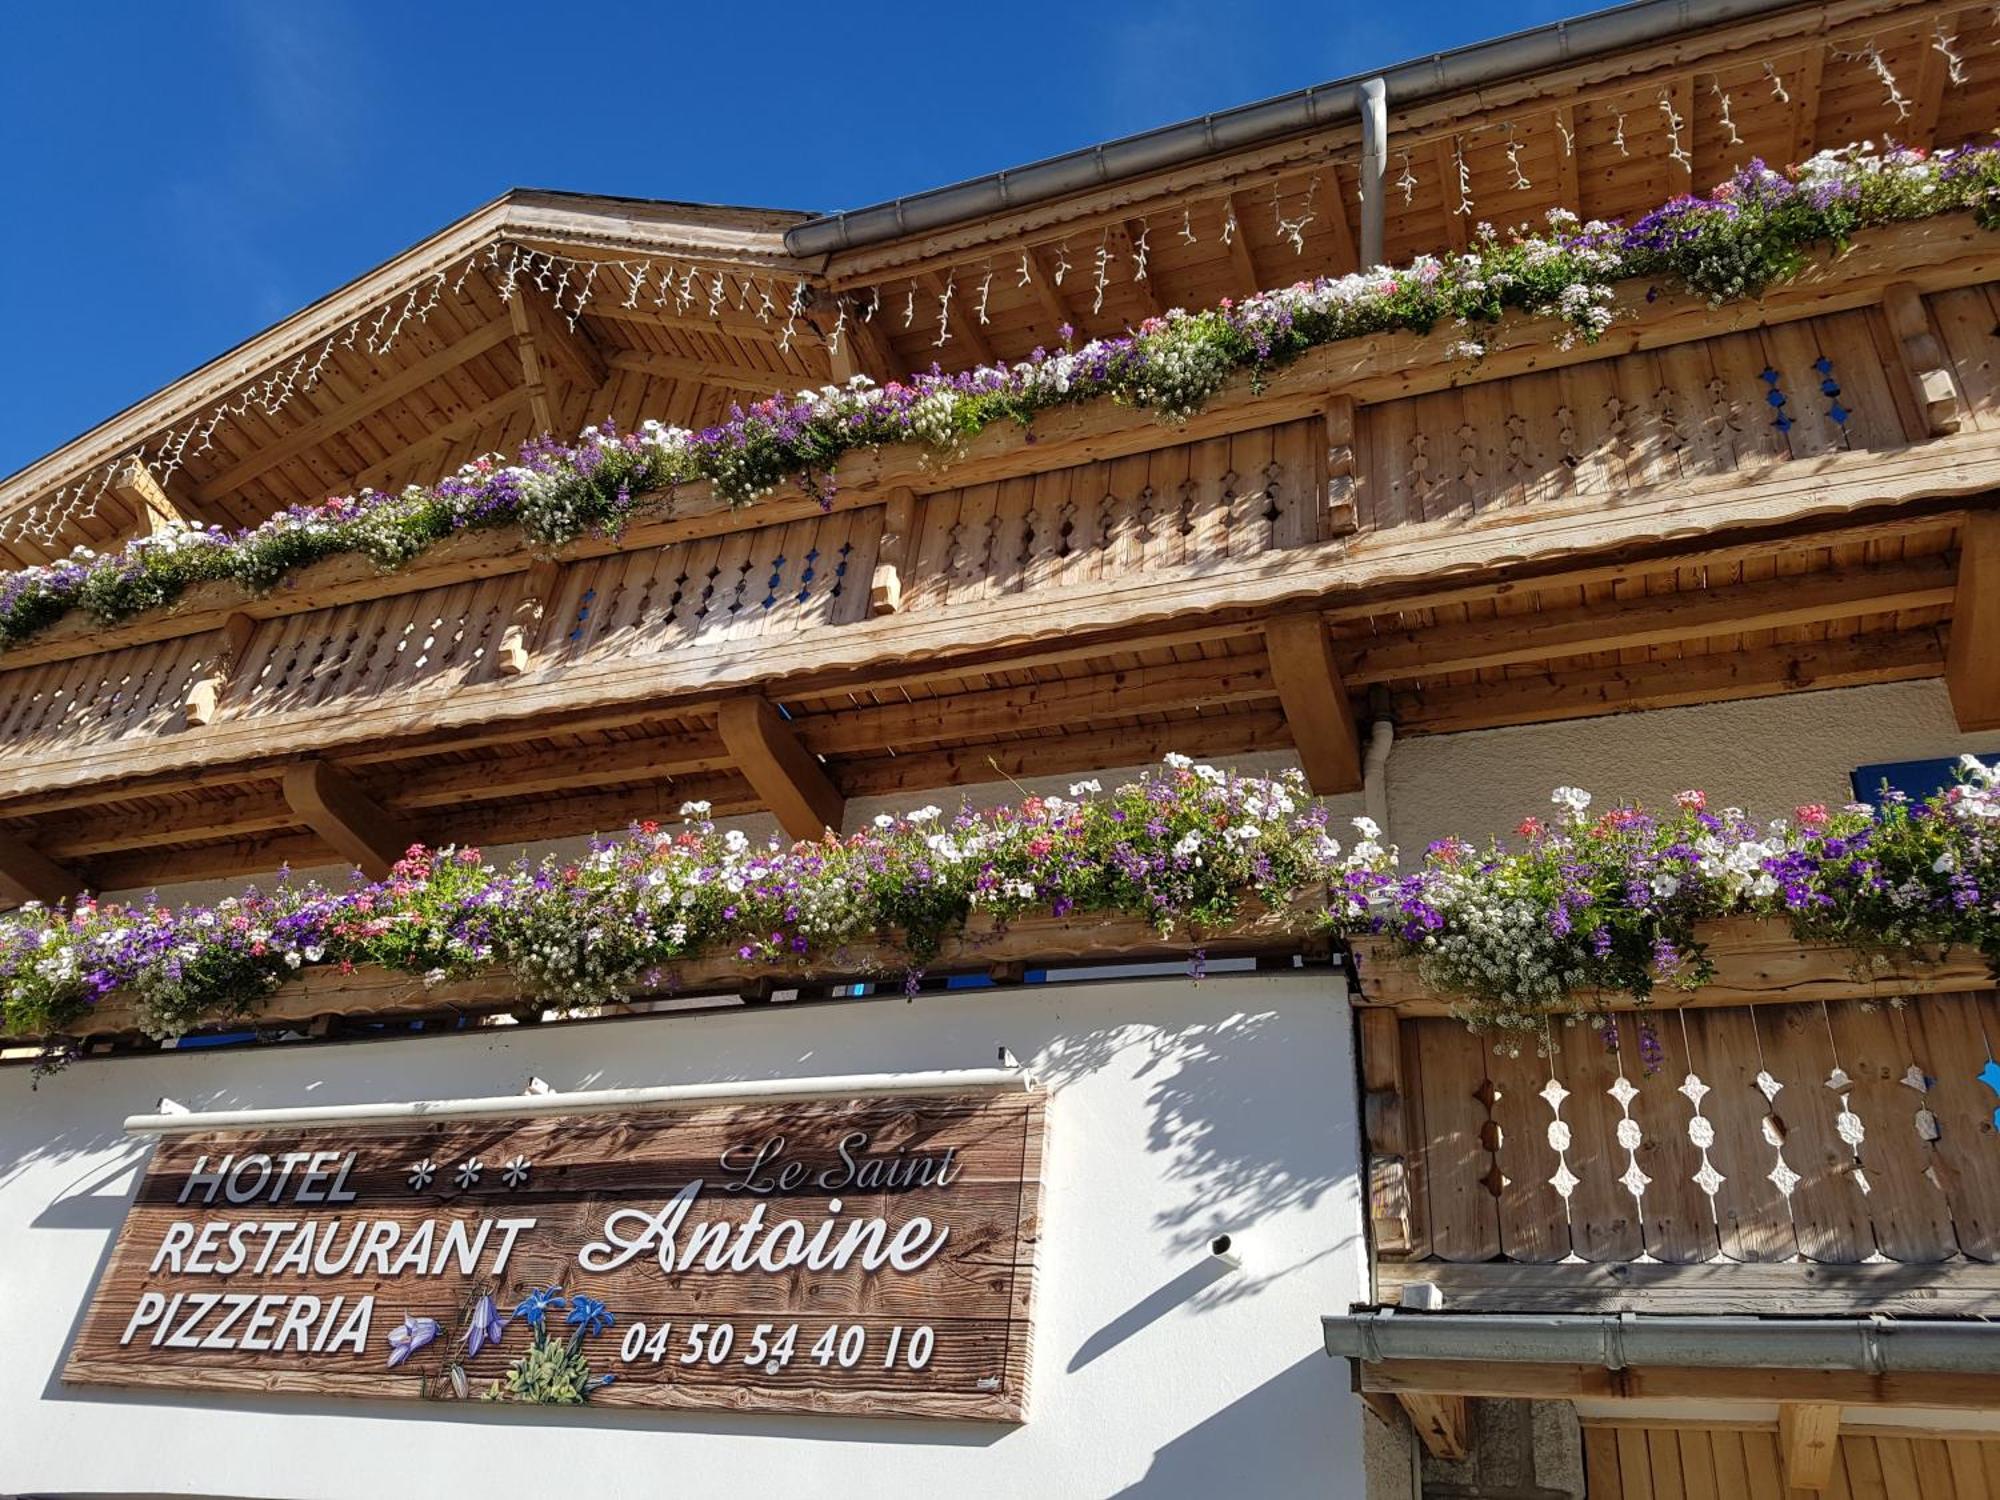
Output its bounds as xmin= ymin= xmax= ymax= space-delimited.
xmin=0 ymin=0 xmax=1577 ymax=478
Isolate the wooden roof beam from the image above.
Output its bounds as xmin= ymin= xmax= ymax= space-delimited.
xmin=198 ymin=319 xmax=515 ymax=500
xmin=0 ymin=829 xmax=84 ymax=909
xmin=110 ymin=459 xmax=194 ymax=535
xmin=1264 ymin=612 xmax=1362 ymax=794
xmin=606 ymin=349 xmax=786 ymax=396
xmin=509 ymin=281 xmax=608 ymax=398
xmin=282 ymin=759 xmax=417 ymax=879
xmin=506 ymin=295 xmax=557 ymax=434
xmin=716 ymin=696 xmax=843 ymax=841
xmin=1948 ymin=510 xmax=2000 ymax=730
xmin=1398 ymin=1394 xmax=1469 ymax=1462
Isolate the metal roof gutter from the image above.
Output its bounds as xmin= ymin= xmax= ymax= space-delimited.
xmin=784 ymin=0 xmax=1798 ymax=260
xmin=1323 ymin=1310 xmax=2000 ymax=1374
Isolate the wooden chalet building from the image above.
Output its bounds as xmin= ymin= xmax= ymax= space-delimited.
xmin=4 ymin=1 xmax=2000 ymax=1496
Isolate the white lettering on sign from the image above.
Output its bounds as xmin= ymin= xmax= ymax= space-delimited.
xmin=118 ymin=1290 xmax=373 ymax=1355
xmin=177 ymin=1151 xmax=358 ymax=1205
xmin=579 ymin=1180 xmax=950 ymax=1276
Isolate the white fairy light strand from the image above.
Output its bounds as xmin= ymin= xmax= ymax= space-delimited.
xmin=1504 ymin=123 xmax=1533 ymax=191
xmin=1452 ymin=136 xmax=1474 ymax=217
xmin=1935 ymin=21 xmax=1969 ymax=85
xmin=1658 ymin=90 xmax=1694 ymax=174
xmin=1712 ymin=79 xmax=1745 ymax=148
xmin=1395 ymin=151 xmax=1419 ymax=206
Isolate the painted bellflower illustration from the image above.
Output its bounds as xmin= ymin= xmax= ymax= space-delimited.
xmin=386 ymin=1315 xmax=440 ymax=1368
xmin=465 ymin=1293 xmax=506 ymax=1358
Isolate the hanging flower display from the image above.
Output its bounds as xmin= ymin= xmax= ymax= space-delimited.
xmin=3 ymin=142 xmax=1997 ymax=657
xmin=2 ymin=756 xmax=1997 ymax=1064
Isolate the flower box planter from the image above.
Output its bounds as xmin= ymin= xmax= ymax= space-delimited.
xmin=1348 ymin=915 xmax=1997 ymax=1015
xmin=15 ymin=894 xmax=1326 ymax=1045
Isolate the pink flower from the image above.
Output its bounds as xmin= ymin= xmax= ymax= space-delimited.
xmin=1675 ymin=790 xmax=1707 ymax=811
xmin=1795 ymin=804 xmax=1829 ymax=828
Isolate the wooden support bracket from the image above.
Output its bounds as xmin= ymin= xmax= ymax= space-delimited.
xmin=111 ymin=458 xmax=191 ymax=535
xmin=282 ymin=760 xmax=417 ymax=879
xmin=716 ymin=696 xmax=845 ymax=841
xmin=496 ymin=560 xmax=565 ymax=676
xmin=870 ymin=487 xmax=918 ymax=617
xmin=183 ymin=612 xmax=255 ymax=727
xmin=0 ymin=829 xmax=84 ymax=909
xmin=1323 ymin=395 xmax=1360 ymax=538
xmin=1947 ymin=510 xmax=2000 ymax=731
xmin=1779 ymin=1402 xmax=1841 ymax=1491
xmin=1882 ymin=282 xmax=1962 ymax=436
xmin=1398 ymin=1393 xmax=1470 ymax=1461
xmin=828 ymin=304 xmax=899 ymax=385
xmin=1264 ymin=611 xmax=1363 ymax=794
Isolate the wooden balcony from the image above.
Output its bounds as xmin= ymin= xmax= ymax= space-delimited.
xmin=1355 ymin=919 xmax=2000 ymax=1318
xmin=0 ymin=217 xmax=1995 ymax=894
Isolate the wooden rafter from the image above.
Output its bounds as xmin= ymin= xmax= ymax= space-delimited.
xmin=198 ymin=319 xmax=515 ymax=500
xmin=509 ymin=280 xmax=608 ymax=397
xmin=353 ymin=389 xmax=527 ymax=491
xmin=606 ymin=349 xmax=785 ymax=395
xmin=0 ymin=829 xmax=83 ymax=909
xmin=1264 ymin=613 xmax=1362 ymax=794
xmin=281 ymin=760 xmax=416 ymax=879
xmin=1355 ymin=1356 xmax=2000 ymax=1410
xmin=1220 ymin=192 xmax=1263 ymax=296
xmin=1779 ymin=1403 xmax=1841 ymax=1491
xmin=920 ymin=273 xmax=994 ymax=366
xmin=1398 ymin=1394 xmax=1469 ymax=1461
xmin=716 ymin=696 xmax=844 ymax=840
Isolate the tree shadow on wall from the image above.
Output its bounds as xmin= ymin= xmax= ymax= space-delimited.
xmin=1035 ymin=998 xmax=1358 ymax=1315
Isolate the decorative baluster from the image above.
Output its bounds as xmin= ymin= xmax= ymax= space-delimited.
xmin=1540 ymin=1068 xmax=1582 ymax=1263
xmin=1607 ymin=1068 xmax=1654 ymax=1262
xmin=1676 ymin=1013 xmax=1726 ymax=1260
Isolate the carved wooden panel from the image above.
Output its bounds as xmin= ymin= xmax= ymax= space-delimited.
xmin=897 ymin=418 xmax=1324 ymax=612
xmin=0 ymin=629 xmax=216 ymax=759
xmin=1358 ymin=308 xmax=1915 ymax=529
xmin=1396 ymin=990 xmax=2000 ymax=1268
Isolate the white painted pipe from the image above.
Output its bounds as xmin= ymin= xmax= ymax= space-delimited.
xmin=1362 ymin=718 xmax=1396 ymax=841
xmin=123 ymin=1066 xmax=1035 ymax=1136
xmin=1358 ymin=76 xmax=1389 ymax=270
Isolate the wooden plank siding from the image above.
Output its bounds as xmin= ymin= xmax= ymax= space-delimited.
xmin=1582 ymin=1424 xmax=2000 ymax=1500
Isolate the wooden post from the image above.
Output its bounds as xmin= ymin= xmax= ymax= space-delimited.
xmin=1360 ymin=1010 xmax=1413 ymax=1256
xmin=1779 ymin=1402 xmax=1841 ymax=1491
xmin=0 ymin=830 xmax=83 ymax=909
xmin=282 ymin=760 xmax=416 ymax=879
xmin=183 ymin=612 xmax=255 ymax=727
xmin=1323 ymin=395 xmax=1360 ymax=538
xmin=1948 ymin=510 xmax=2000 ymax=731
xmin=110 ymin=458 xmax=190 ymax=535
xmin=1264 ymin=611 xmax=1363 ymax=794
xmin=1398 ymin=1393 xmax=1469 ymax=1461
xmin=1881 ymin=282 xmax=1962 ymax=437
xmin=716 ymin=696 xmax=844 ymax=841
xmin=496 ymin=560 xmax=565 ymax=676
xmin=870 ymin=487 xmax=918 ymax=617
xmin=829 ymin=307 xmax=898 ymax=385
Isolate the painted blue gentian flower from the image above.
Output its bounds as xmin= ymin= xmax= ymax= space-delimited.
xmin=464 ymin=1293 xmax=506 ymax=1358
xmin=385 ymin=1315 xmax=440 ymax=1368
xmin=565 ymin=1294 xmax=613 ymax=1338
xmin=514 ymin=1285 xmax=565 ymax=1330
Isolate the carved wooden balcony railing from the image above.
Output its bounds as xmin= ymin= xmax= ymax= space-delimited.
xmin=0 ymin=219 xmax=1994 ymax=890
xmin=1352 ymin=920 xmax=2000 ymax=1316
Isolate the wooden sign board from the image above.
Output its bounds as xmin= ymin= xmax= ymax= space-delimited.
xmin=65 ymin=1087 xmax=1044 ymax=1421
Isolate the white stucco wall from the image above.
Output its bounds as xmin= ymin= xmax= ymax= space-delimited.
xmin=0 ymin=972 xmax=1361 ymax=1500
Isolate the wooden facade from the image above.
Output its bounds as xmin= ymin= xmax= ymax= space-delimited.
xmin=8 ymin=2 xmax=2000 ymax=1487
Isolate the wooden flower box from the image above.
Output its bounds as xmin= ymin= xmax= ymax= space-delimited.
xmin=1348 ymin=915 xmax=1997 ymax=1015
xmin=14 ymin=894 xmax=1326 ymax=1045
